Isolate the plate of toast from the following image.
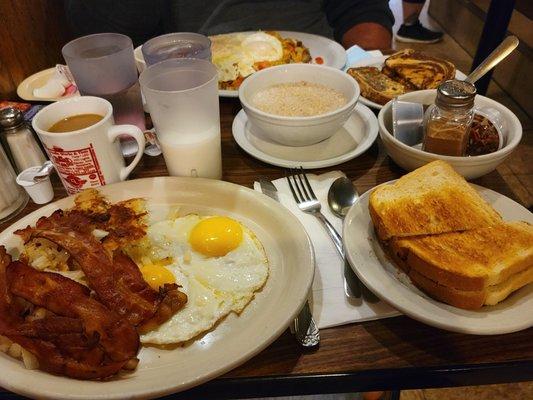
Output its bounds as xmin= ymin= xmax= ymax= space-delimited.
xmin=346 ymin=49 xmax=467 ymax=109
xmin=343 ymin=161 xmax=533 ymax=335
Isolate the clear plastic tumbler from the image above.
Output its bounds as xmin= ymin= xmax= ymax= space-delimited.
xmin=62 ymin=33 xmax=146 ymax=131
xmin=141 ymin=33 xmax=211 ymax=66
xmin=139 ymin=58 xmax=222 ymax=179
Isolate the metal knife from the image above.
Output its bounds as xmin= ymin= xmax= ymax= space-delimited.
xmin=259 ymin=179 xmax=320 ymax=348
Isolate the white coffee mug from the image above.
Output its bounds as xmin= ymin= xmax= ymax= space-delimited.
xmin=32 ymin=96 xmax=145 ymax=195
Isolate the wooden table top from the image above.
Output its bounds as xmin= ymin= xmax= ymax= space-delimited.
xmin=1 ymin=98 xmax=532 ymax=399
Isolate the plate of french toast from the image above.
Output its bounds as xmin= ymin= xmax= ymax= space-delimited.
xmin=343 ymin=160 xmax=533 ymax=335
xmin=346 ymin=49 xmax=467 ymax=109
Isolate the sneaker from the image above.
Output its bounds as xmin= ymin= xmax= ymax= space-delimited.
xmin=396 ymin=20 xmax=443 ymax=44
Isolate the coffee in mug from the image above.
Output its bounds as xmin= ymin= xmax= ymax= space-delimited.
xmin=32 ymin=96 xmax=145 ymax=195
xmin=48 ymin=114 xmax=104 ymax=133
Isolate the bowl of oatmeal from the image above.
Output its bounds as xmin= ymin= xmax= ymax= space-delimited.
xmin=239 ymin=64 xmax=359 ymax=146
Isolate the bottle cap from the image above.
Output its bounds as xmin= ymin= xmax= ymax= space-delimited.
xmin=0 ymin=107 xmax=25 ymax=131
xmin=436 ymin=80 xmax=476 ymax=110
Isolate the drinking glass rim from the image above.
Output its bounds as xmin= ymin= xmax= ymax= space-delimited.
xmin=62 ymin=33 xmax=133 ymax=60
xmin=142 ymin=32 xmax=211 ymax=51
xmin=139 ymin=58 xmax=218 ymax=94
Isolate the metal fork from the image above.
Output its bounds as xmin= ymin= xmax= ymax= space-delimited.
xmin=286 ymin=167 xmax=344 ymax=259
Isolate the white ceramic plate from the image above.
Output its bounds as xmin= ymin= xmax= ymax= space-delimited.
xmin=17 ymin=68 xmax=80 ymax=102
xmin=134 ymin=31 xmax=346 ymax=98
xmin=232 ymin=103 xmax=378 ymax=169
xmin=343 ymin=182 xmax=533 ymax=335
xmin=0 ymin=177 xmax=314 ymax=399
xmin=346 ymin=55 xmax=467 ymax=110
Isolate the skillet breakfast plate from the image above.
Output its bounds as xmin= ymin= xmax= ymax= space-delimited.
xmin=346 ymin=55 xmax=468 ymax=110
xmin=0 ymin=177 xmax=314 ymax=400
xmin=134 ymin=31 xmax=347 ymax=98
xmin=343 ymin=181 xmax=533 ymax=335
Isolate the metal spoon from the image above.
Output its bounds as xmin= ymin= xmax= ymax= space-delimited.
xmin=465 ymin=35 xmax=519 ymax=84
xmin=327 ymin=177 xmax=362 ymax=298
xmin=327 ymin=177 xmax=380 ymax=302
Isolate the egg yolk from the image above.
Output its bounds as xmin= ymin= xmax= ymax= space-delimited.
xmin=189 ymin=216 xmax=243 ymax=257
xmin=141 ymin=264 xmax=176 ymax=291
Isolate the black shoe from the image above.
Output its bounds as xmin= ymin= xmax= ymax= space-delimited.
xmin=396 ymin=20 xmax=443 ymax=44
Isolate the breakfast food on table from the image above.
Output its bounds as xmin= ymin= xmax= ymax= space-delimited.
xmin=210 ymin=31 xmax=311 ymax=90
xmin=347 ymin=67 xmax=406 ymax=106
xmin=369 ymin=160 xmax=532 ymax=309
xmin=347 ymin=49 xmax=456 ymax=105
xmin=130 ymin=214 xmax=269 ymax=344
xmin=467 ymin=114 xmax=501 ymax=156
xmin=251 ymin=81 xmax=347 ymax=117
xmin=0 ymin=189 xmax=268 ymax=378
xmin=382 ymin=49 xmax=456 ymax=90
xmin=369 ymin=160 xmax=501 ymax=241
xmin=390 ymin=221 xmax=533 ymax=309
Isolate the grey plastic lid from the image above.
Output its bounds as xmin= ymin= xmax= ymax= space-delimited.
xmin=0 ymin=107 xmax=24 ymax=130
xmin=436 ymin=79 xmax=477 ymax=110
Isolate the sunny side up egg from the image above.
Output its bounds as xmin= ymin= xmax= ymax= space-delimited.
xmin=139 ymin=214 xmax=269 ymax=345
xmin=210 ymin=31 xmax=283 ymax=82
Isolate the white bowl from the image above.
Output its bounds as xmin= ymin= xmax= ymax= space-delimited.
xmin=134 ymin=45 xmax=146 ymax=73
xmin=378 ymin=90 xmax=522 ymax=180
xmin=239 ymin=64 xmax=359 ymax=147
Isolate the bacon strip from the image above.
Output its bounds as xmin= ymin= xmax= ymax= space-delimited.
xmin=7 ymin=261 xmax=139 ymax=362
xmin=0 ymin=247 xmax=139 ymax=379
xmin=16 ymin=213 xmax=186 ymax=328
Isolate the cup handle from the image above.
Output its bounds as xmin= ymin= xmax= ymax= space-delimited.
xmin=107 ymin=125 xmax=146 ymax=181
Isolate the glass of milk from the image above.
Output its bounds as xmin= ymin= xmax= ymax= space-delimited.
xmin=139 ymin=58 xmax=222 ymax=179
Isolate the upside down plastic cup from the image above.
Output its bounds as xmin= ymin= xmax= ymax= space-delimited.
xmin=141 ymin=32 xmax=211 ymax=66
xmin=139 ymin=58 xmax=222 ymax=179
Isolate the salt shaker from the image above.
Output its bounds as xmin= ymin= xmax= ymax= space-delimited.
xmin=0 ymin=107 xmax=47 ymax=172
xmin=423 ymin=80 xmax=477 ymax=156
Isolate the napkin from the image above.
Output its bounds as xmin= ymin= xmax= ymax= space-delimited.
xmin=344 ymin=45 xmax=384 ymax=71
xmin=254 ymin=172 xmax=400 ymax=329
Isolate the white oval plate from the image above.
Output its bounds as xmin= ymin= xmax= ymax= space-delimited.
xmin=345 ymin=55 xmax=467 ymax=109
xmin=343 ymin=181 xmax=533 ymax=335
xmin=0 ymin=177 xmax=314 ymax=400
xmin=17 ymin=68 xmax=80 ymax=102
xmin=232 ymin=103 xmax=378 ymax=169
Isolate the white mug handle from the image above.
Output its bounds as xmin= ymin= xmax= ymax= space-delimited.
xmin=107 ymin=125 xmax=146 ymax=181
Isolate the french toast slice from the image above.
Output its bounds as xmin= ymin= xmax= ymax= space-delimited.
xmin=369 ymin=161 xmax=502 ymax=241
xmin=347 ymin=67 xmax=406 ymax=105
xmin=383 ymin=49 xmax=456 ymax=90
xmin=389 ymin=221 xmax=533 ymax=309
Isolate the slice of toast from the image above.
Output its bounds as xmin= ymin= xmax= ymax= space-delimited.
xmin=347 ymin=67 xmax=406 ymax=105
xmin=369 ymin=161 xmax=502 ymax=241
xmin=383 ymin=49 xmax=456 ymax=90
xmin=389 ymin=221 xmax=533 ymax=309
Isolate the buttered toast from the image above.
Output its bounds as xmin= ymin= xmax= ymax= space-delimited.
xmin=390 ymin=221 xmax=533 ymax=309
xmin=368 ymin=160 xmax=531 ymax=310
xmin=347 ymin=67 xmax=406 ymax=105
xmin=369 ymin=161 xmax=501 ymax=241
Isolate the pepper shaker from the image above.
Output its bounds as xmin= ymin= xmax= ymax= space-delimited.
xmin=423 ymin=80 xmax=477 ymax=156
xmin=0 ymin=107 xmax=47 ymax=172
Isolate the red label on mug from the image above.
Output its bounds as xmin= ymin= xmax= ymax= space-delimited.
xmin=46 ymin=144 xmax=105 ymax=194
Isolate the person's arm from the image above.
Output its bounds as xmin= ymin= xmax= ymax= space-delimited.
xmin=324 ymin=0 xmax=394 ymax=50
